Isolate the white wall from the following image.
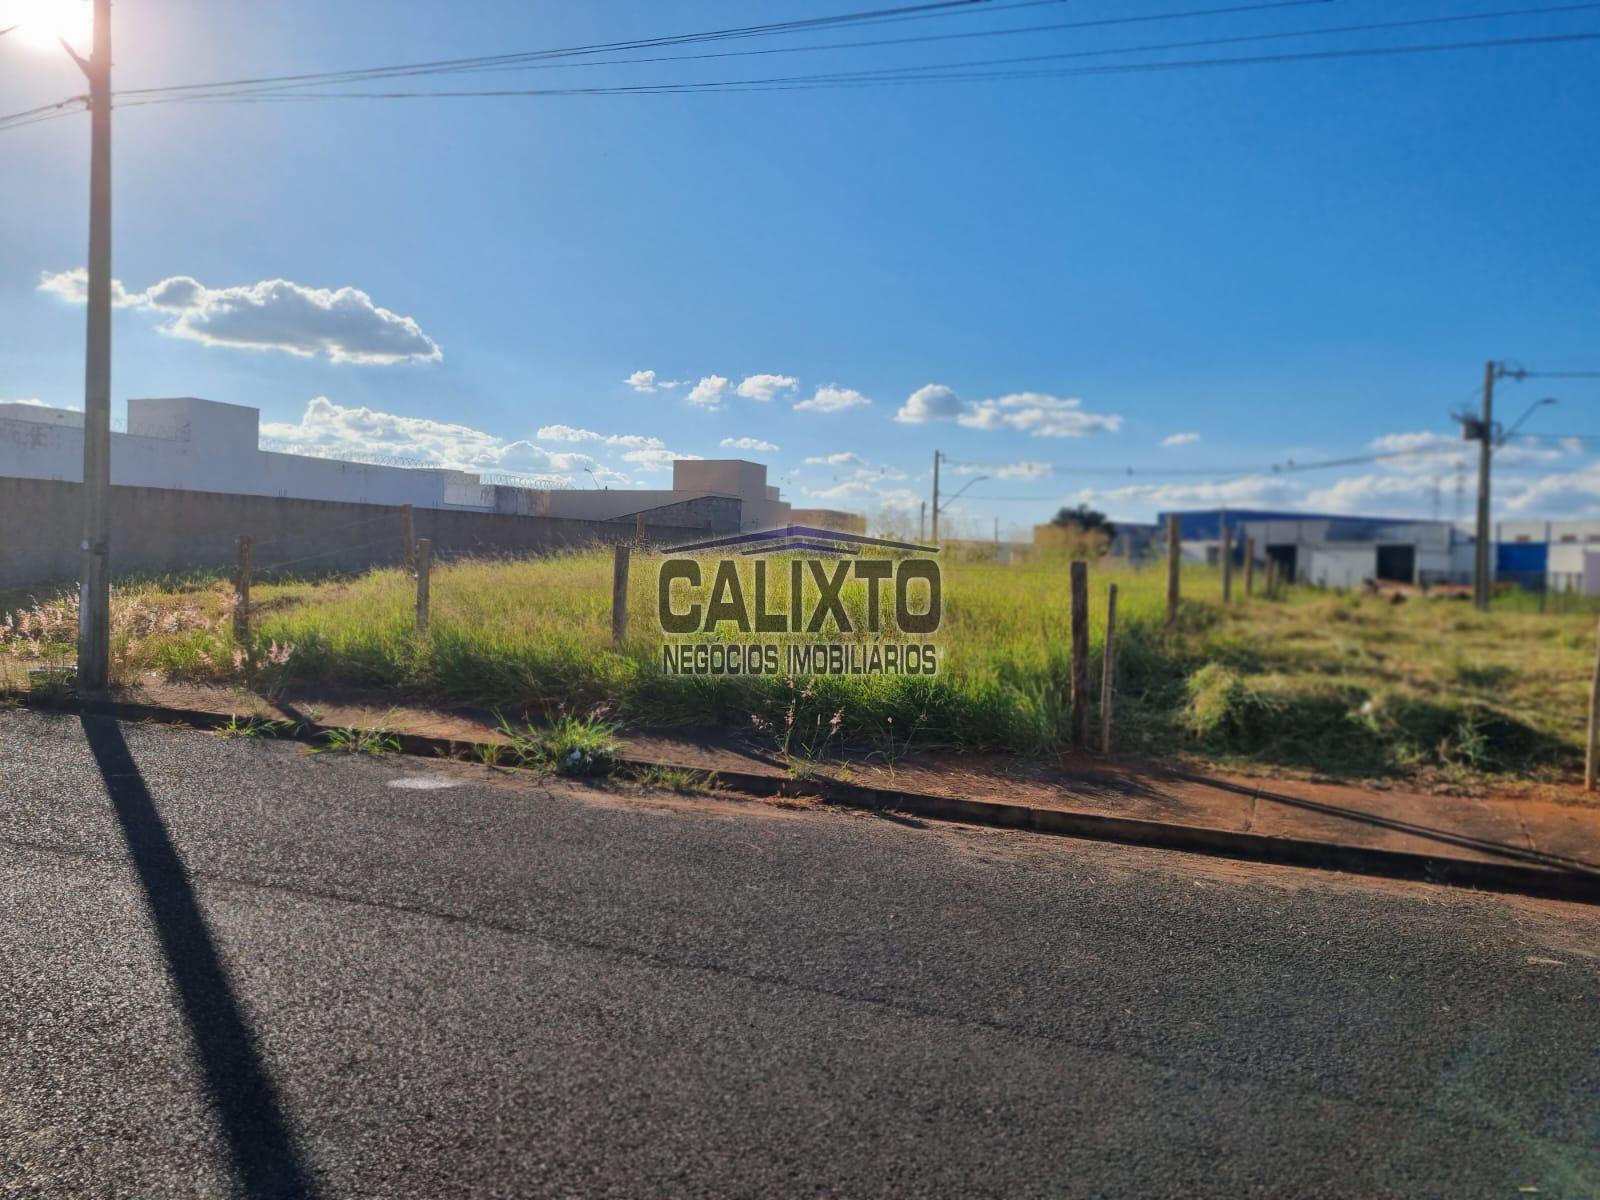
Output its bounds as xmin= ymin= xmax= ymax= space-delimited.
xmin=1307 ymin=546 xmax=1375 ymax=590
xmin=0 ymin=400 xmax=811 ymax=528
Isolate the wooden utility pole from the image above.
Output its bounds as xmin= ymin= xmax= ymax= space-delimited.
xmin=930 ymin=450 xmax=941 ymax=543
xmin=1165 ymin=513 xmax=1180 ymax=624
xmin=401 ymin=504 xmax=415 ymax=572
xmin=1588 ymin=616 xmax=1600 ymax=792
xmin=233 ymin=536 xmax=253 ymax=644
xmin=1243 ymin=536 xmax=1256 ymax=597
xmin=1099 ymin=582 xmax=1118 ymax=754
xmin=1220 ymin=513 xmax=1233 ymax=605
xmin=1070 ymin=560 xmax=1090 ymax=748
xmin=1474 ymin=360 xmax=1495 ymax=612
xmin=414 ymin=539 xmax=432 ymax=632
xmin=612 ymin=543 xmax=631 ymax=645
xmin=919 ymin=500 xmax=926 ymax=543
xmin=73 ymin=0 xmax=114 ymax=690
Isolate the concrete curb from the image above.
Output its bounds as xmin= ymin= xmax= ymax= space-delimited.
xmin=20 ymin=692 xmax=1600 ymax=907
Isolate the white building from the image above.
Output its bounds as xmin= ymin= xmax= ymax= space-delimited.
xmin=0 ymin=396 xmax=806 ymax=532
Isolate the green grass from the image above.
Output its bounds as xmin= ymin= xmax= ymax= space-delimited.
xmin=1 ymin=552 xmax=1593 ymax=788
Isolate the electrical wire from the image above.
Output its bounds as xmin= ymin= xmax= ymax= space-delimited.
xmin=120 ymin=0 xmax=1341 ymax=99
xmin=110 ymin=0 xmax=1020 ymax=99
xmin=104 ymin=30 xmax=1600 ymax=108
xmin=8 ymin=3 xmax=1597 ymax=128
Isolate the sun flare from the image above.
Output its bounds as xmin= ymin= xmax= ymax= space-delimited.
xmin=3 ymin=0 xmax=93 ymax=52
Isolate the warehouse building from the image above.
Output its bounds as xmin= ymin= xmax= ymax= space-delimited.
xmin=0 ymin=396 xmax=824 ymax=535
xmin=1155 ymin=508 xmax=1600 ymax=593
xmin=1157 ymin=508 xmax=1476 ymax=589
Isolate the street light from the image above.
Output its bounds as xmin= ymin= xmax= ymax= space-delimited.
xmin=937 ymin=474 xmax=989 ymax=537
xmin=1497 ymin=397 xmax=1557 ymax=448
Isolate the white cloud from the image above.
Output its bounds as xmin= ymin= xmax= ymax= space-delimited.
xmin=687 ymin=375 xmax=734 ymax=409
xmin=802 ymin=478 xmax=921 ymax=510
xmin=795 ymin=385 xmax=871 ymax=414
xmin=624 ymin=370 xmax=686 ymax=393
xmin=995 ymin=461 xmax=1052 ymax=480
xmin=1300 ymin=473 xmax=1443 ymax=515
xmin=1368 ymin=431 xmax=1459 ymax=456
xmin=536 ymin=425 xmax=668 ymax=454
xmin=958 ymin=393 xmax=1121 ymax=438
xmin=735 ymin=374 xmax=798 ymax=402
xmin=804 ymin=452 xmax=869 ymax=467
xmin=1073 ymin=475 xmax=1297 ymax=512
xmin=260 ymin=397 xmax=597 ymax=482
xmin=721 ymin=436 xmax=779 ymax=452
xmin=537 ymin=424 xmax=605 ymax=443
xmin=40 ymin=268 xmax=441 ymax=365
xmin=1162 ymin=432 xmax=1200 ymax=447
xmin=950 ymin=461 xmax=1050 ymax=480
xmin=896 ymin=383 xmax=964 ymax=424
xmin=623 ymin=447 xmax=699 ymax=473
xmin=803 ymin=479 xmax=875 ymax=501
xmin=1500 ymin=464 xmax=1600 ymax=516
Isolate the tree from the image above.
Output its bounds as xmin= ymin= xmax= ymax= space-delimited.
xmin=1049 ymin=504 xmax=1117 ymax=539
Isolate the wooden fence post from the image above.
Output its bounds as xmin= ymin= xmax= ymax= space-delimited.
xmin=635 ymin=511 xmax=647 ymax=548
xmin=1587 ymin=616 xmax=1600 ymax=791
xmin=1070 ymin=559 xmax=1090 ymax=748
xmin=1244 ymin=536 xmax=1256 ymax=597
xmin=612 ymin=543 xmax=631 ymax=646
xmin=1166 ymin=513 xmax=1180 ymax=625
xmin=401 ymin=504 xmax=415 ymax=573
xmin=1221 ymin=517 xmax=1233 ymax=605
xmin=1099 ymin=582 xmax=1118 ymax=755
xmin=414 ymin=538 xmax=432 ymax=633
xmin=233 ymin=535 xmax=252 ymax=644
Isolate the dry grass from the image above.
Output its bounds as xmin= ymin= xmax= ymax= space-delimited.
xmin=1 ymin=553 xmax=1592 ymax=788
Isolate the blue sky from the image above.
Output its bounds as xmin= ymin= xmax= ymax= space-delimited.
xmin=2 ymin=0 xmax=1597 ymax=534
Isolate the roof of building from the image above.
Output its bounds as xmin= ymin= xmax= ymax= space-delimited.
xmin=1157 ymin=508 xmax=1450 ymax=540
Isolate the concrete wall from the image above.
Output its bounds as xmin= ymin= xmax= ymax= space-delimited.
xmin=0 ymin=477 xmax=708 ymax=591
xmin=672 ymin=459 xmax=794 ymax=530
xmin=0 ymin=403 xmax=473 ymax=510
xmin=789 ymin=508 xmax=868 ymax=535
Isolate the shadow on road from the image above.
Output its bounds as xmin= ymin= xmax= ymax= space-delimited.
xmin=80 ymin=714 xmax=321 ymax=1199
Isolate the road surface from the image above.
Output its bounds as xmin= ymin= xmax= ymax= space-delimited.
xmin=1 ymin=710 xmax=1596 ymax=1198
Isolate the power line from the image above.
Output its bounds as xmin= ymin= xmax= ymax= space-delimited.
xmin=524 ymin=2 xmax=1600 ymax=89
xmin=943 ymin=427 xmax=1594 ymax=501
xmin=110 ymin=0 xmax=1017 ymax=99
xmin=123 ymin=0 xmax=1342 ymax=99
xmin=9 ymin=5 xmax=1597 ymax=128
xmin=943 ymin=441 xmax=1481 ymax=484
xmin=106 ymin=30 xmax=1600 ymax=108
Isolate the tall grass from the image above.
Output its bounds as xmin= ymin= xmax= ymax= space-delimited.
xmin=248 ymin=552 xmax=1189 ymax=755
xmin=1 ymin=551 xmax=1591 ymax=784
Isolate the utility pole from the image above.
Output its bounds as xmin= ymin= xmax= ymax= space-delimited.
xmin=72 ymin=0 xmax=114 ymax=690
xmin=1474 ymin=360 xmax=1495 ymax=612
xmin=930 ymin=450 xmax=941 ymax=544
xmin=919 ymin=500 xmax=926 ymax=543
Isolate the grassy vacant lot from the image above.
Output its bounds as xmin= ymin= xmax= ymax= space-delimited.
xmin=2 ymin=551 xmax=1593 ymax=789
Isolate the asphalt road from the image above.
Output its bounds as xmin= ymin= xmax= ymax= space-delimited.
xmin=0 ymin=710 xmax=1596 ymax=1199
